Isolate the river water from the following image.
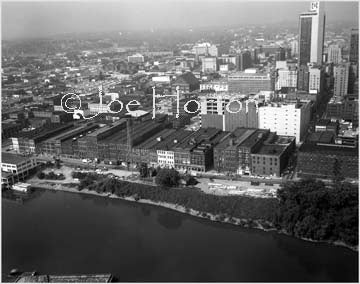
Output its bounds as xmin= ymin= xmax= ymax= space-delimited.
xmin=2 ymin=190 xmax=358 ymax=282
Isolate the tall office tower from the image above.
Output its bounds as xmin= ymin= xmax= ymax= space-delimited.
xmin=202 ymin=57 xmax=218 ymax=73
xmin=334 ymin=63 xmax=350 ymax=97
xmin=291 ymin=40 xmax=299 ymax=57
xmin=327 ymin=44 xmax=342 ymax=64
xmin=251 ymin=47 xmax=260 ymax=64
xmin=297 ymin=64 xmax=310 ymax=91
xmin=308 ymin=64 xmax=323 ymax=94
xmin=237 ymin=51 xmax=252 ymax=71
xmin=275 ymin=47 xmax=286 ymax=61
xmin=298 ymin=1 xmax=325 ymax=66
xmin=258 ymin=101 xmax=312 ymax=143
xmin=349 ymin=28 xmax=359 ymax=64
xmin=194 ymin=43 xmax=218 ymax=59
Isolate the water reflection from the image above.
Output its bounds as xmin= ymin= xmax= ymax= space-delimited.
xmin=272 ymin=232 xmax=358 ymax=282
xmin=156 ymin=211 xmax=183 ymax=230
xmin=141 ymin=207 xmax=151 ymax=217
xmin=2 ymin=188 xmax=45 ymax=205
xmin=2 ymin=190 xmax=358 ymax=282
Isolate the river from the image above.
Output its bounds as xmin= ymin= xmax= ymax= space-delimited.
xmin=2 ymin=189 xmax=358 ymax=282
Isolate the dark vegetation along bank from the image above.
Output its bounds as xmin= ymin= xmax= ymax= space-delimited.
xmin=71 ymin=170 xmax=358 ymax=249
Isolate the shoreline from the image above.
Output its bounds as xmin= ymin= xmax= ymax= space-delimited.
xmin=28 ymin=182 xmax=358 ymax=252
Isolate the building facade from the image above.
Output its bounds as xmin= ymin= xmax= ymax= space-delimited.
xmin=327 ymin=44 xmax=342 ymax=64
xmin=258 ymin=101 xmax=311 ymax=143
xmin=333 ymin=63 xmax=350 ymax=97
xmin=228 ymin=71 xmax=272 ymax=93
xmin=298 ymin=1 xmax=325 ymax=66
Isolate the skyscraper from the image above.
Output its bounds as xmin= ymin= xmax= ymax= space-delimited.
xmin=327 ymin=44 xmax=342 ymax=64
xmin=334 ymin=63 xmax=350 ymax=97
xmin=291 ymin=40 xmax=299 ymax=57
xmin=349 ymin=28 xmax=359 ymax=64
xmin=297 ymin=64 xmax=310 ymax=91
xmin=298 ymin=1 xmax=326 ymax=66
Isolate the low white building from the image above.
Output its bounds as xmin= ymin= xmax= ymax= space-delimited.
xmin=157 ymin=150 xmax=175 ymax=168
xmin=258 ymin=101 xmax=311 ymax=143
xmin=128 ymin=53 xmax=144 ymax=63
xmin=1 ymin=153 xmax=37 ymax=188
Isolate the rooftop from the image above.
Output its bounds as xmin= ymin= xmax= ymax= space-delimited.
xmin=149 ymin=129 xmax=193 ymax=151
xmin=2 ymin=152 xmax=31 ymax=165
xmin=255 ymin=144 xmax=286 ymax=156
xmin=87 ymin=119 xmax=127 ymax=138
xmin=15 ymin=123 xmax=74 ymax=141
xmin=299 ymin=142 xmax=358 ymax=155
xmin=135 ymin=128 xmax=176 ymax=149
xmin=307 ymin=132 xmax=335 ymax=144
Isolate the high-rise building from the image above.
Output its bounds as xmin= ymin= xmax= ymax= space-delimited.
xmin=258 ymin=101 xmax=312 ymax=143
xmin=237 ymin=51 xmax=252 ymax=71
xmin=333 ymin=63 xmax=350 ymax=97
xmin=298 ymin=1 xmax=325 ymax=66
xmin=297 ymin=64 xmax=310 ymax=91
xmin=193 ymin=42 xmax=218 ymax=59
xmin=275 ymin=47 xmax=286 ymax=61
xmin=349 ymin=28 xmax=359 ymax=64
xmin=308 ymin=64 xmax=323 ymax=94
xmin=202 ymin=57 xmax=218 ymax=73
xmin=327 ymin=44 xmax=342 ymax=64
xmin=291 ymin=40 xmax=299 ymax=57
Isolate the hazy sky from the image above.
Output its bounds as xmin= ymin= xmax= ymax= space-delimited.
xmin=2 ymin=1 xmax=359 ymax=40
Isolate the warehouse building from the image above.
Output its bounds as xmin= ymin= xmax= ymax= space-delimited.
xmin=251 ymin=134 xmax=295 ymax=177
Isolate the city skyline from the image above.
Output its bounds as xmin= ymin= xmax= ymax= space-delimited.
xmin=1 ymin=1 xmax=359 ymax=40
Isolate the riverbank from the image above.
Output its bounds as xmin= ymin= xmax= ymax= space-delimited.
xmin=28 ymin=180 xmax=358 ymax=252
xmin=29 ymin=181 xmax=275 ymax=231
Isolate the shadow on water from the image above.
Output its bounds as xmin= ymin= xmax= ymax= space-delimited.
xmin=272 ymin=232 xmax=359 ymax=282
xmin=141 ymin=206 xmax=151 ymax=217
xmin=2 ymin=188 xmax=45 ymax=205
xmin=156 ymin=211 xmax=183 ymax=230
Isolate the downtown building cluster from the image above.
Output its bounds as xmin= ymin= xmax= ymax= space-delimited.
xmin=2 ymin=1 xmax=359 ymax=187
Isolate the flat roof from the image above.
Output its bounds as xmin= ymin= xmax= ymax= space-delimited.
xmin=2 ymin=152 xmax=31 ymax=164
xmin=307 ymin=132 xmax=335 ymax=144
xmin=45 ymin=124 xmax=99 ymax=142
xmin=174 ymin=128 xmax=221 ymax=150
xmin=100 ymin=120 xmax=161 ymax=144
xmin=87 ymin=119 xmax=127 ymax=137
xmin=237 ymin=129 xmax=269 ymax=148
xmin=15 ymin=123 xmax=73 ymax=140
xmin=299 ymin=143 xmax=358 ymax=155
xmin=149 ymin=129 xmax=193 ymax=151
xmin=135 ymin=129 xmax=176 ymax=149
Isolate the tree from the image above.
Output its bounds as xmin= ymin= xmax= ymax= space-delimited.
xmin=155 ymin=168 xmax=180 ymax=187
xmin=37 ymin=172 xmax=45 ymax=179
xmin=139 ymin=163 xmax=148 ymax=178
xmin=183 ymin=175 xmax=198 ymax=186
xmin=275 ymin=179 xmax=358 ymax=246
xmin=332 ymin=158 xmax=344 ymax=186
